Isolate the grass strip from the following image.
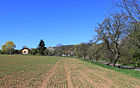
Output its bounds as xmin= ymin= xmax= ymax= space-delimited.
xmin=75 ymin=58 xmax=140 ymax=80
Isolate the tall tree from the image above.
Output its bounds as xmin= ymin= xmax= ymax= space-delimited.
xmin=74 ymin=43 xmax=88 ymax=59
xmin=114 ymin=0 xmax=140 ymax=67
xmin=95 ymin=13 xmax=127 ymax=67
xmin=114 ymin=0 xmax=140 ymax=23
xmin=128 ymin=23 xmax=140 ymax=46
xmin=80 ymin=43 xmax=88 ymax=59
xmin=1 ymin=41 xmax=16 ymax=55
xmin=1 ymin=45 xmax=6 ymax=51
xmin=114 ymin=0 xmax=140 ymax=46
xmin=88 ymin=43 xmax=102 ymax=62
xmin=38 ymin=39 xmax=46 ymax=55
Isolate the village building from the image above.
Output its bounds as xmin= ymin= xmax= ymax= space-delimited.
xmin=21 ymin=48 xmax=30 ymax=54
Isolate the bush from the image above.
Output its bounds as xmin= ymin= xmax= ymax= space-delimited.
xmin=14 ymin=50 xmax=21 ymax=54
xmin=36 ymin=53 xmax=41 ymax=56
xmin=31 ymin=49 xmax=38 ymax=55
xmin=1 ymin=51 xmax=8 ymax=54
xmin=44 ymin=49 xmax=48 ymax=56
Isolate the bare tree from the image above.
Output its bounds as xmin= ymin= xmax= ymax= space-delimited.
xmin=114 ymin=0 xmax=140 ymax=23
xmin=95 ymin=13 xmax=127 ymax=67
xmin=114 ymin=0 xmax=140 ymax=47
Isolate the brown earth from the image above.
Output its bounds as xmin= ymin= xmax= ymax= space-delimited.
xmin=41 ymin=58 xmax=140 ymax=88
xmin=0 ymin=57 xmax=140 ymax=88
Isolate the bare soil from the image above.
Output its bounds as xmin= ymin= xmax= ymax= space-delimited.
xmin=0 ymin=56 xmax=140 ymax=88
xmin=41 ymin=58 xmax=140 ymax=88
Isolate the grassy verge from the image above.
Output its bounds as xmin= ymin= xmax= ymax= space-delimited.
xmin=76 ymin=58 xmax=140 ymax=80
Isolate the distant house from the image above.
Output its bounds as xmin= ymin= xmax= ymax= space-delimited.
xmin=21 ymin=48 xmax=30 ymax=55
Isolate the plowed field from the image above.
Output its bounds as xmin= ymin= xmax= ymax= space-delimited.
xmin=0 ymin=55 xmax=140 ymax=88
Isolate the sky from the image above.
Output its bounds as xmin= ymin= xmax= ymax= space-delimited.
xmin=0 ymin=0 xmax=113 ymax=49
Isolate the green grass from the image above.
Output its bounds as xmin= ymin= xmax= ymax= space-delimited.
xmin=76 ymin=58 xmax=140 ymax=80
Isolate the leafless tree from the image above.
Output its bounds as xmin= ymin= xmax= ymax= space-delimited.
xmin=95 ymin=13 xmax=128 ymax=67
xmin=114 ymin=0 xmax=140 ymax=23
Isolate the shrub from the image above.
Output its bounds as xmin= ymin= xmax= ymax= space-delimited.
xmin=36 ymin=53 xmax=42 ymax=56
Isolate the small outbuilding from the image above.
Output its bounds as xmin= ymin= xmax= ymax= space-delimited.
xmin=21 ymin=48 xmax=30 ymax=55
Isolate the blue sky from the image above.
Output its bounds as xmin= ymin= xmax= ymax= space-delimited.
xmin=0 ymin=0 xmax=112 ymax=49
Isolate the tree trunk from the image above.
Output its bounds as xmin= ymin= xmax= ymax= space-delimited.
xmin=84 ymin=55 xmax=86 ymax=60
xmin=89 ymin=57 xmax=92 ymax=61
xmin=95 ymin=56 xmax=98 ymax=62
xmin=96 ymin=59 xmax=98 ymax=62
xmin=9 ymin=49 xmax=12 ymax=55
xmin=113 ymin=52 xmax=120 ymax=67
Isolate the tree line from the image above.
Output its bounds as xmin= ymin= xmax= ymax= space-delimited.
xmin=74 ymin=0 xmax=140 ymax=67
xmin=0 ymin=39 xmax=46 ymax=56
xmin=0 ymin=0 xmax=139 ymax=67
xmin=51 ymin=0 xmax=140 ymax=67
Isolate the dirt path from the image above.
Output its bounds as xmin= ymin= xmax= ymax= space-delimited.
xmin=40 ymin=59 xmax=62 ymax=88
xmin=64 ymin=60 xmax=73 ymax=88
